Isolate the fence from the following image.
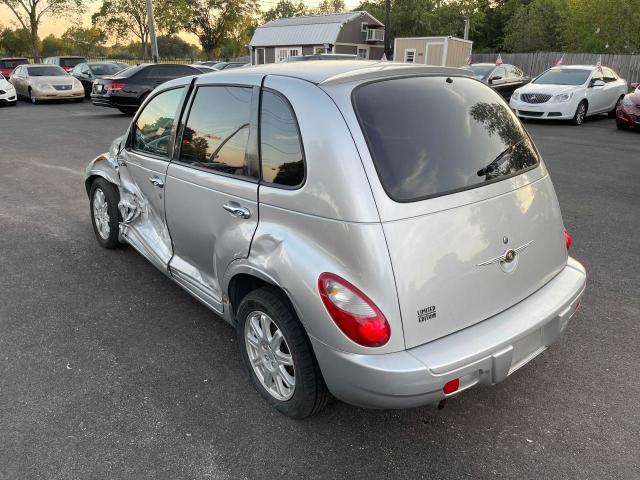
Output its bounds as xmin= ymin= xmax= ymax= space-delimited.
xmin=471 ymin=52 xmax=640 ymax=84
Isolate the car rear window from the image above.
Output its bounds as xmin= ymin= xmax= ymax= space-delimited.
xmin=1 ymin=59 xmax=28 ymax=69
xmin=352 ymin=75 xmax=539 ymax=202
xmin=60 ymin=58 xmax=85 ymax=68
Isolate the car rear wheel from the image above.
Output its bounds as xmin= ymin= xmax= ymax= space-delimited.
xmin=609 ymin=95 xmax=624 ymax=118
xmin=236 ymin=287 xmax=330 ymax=419
xmin=89 ymin=178 xmax=123 ymax=249
xmin=572 ymin=101 xmax=587 ymax=125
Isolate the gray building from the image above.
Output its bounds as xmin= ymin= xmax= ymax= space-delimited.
xmin=249 ymin=12 xmax=385 ymax=65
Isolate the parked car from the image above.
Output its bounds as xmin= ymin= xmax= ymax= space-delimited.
xmin=190 ymin=64 xmax=216 ymax=73
xmin=71 ymin=61 xmax=129 ymax=98
xmin=463 ymin=62 xmax=530 ymax=99
xmin=193 ymin=60 xmax=220 ymax=67
xmin=284 ymin=54 xmax=359 ymax=62
xmin=0 ymin=73 xmax=17 ymax=106
xmin=0 ymin=57 xmax=29 ymax=79
xmin=84 ymin=61 xmax=586 ymax=418
xmin=615 ymin=82 xmax=640 ymax=130
xmin=10 ymin=64 xmax=84 ymax=104
xmin=210 ymin=61 xmax=247 ymax=70
xmin=43 ymin=56 xmax=86 ymax=72
xmin=90 ymin=63 xmax=201 ymax=114
xmin=510 ymin=65 xmax=628 ymax=125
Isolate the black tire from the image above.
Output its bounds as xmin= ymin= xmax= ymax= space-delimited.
xmin=74 ymin=97 xmax=83 ymax=103
xmin=616 ymin=121 xmax=629 ymax=130
xmin=572 ymin=100 xmax=587 ymax=125
xmin=236 ymin=287 xmax=330 ymax=419
xmin=28 ymin=88 xmax=37 ymax=104
xmin=89 ymin=178 xmax=123 ymax=249
xmin=609 ymin=95 xmax=624 ymax=118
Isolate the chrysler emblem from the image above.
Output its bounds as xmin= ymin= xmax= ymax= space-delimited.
xmin=476 ymin=240 xmax=534 ymax=267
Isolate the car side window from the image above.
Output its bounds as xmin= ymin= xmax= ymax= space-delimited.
xmin=131 ymin=87 xmax=184 ymax=158
xmin=179 ymin=86 xmax=255 ymax=178
xmin=492 ymin=66 xmax=506 ymax=79
xmin=260 ymin=90 xmax=305 ymax=187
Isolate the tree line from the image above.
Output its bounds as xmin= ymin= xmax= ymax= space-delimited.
xmin=1 ymin=0 xmax=639 ymax=62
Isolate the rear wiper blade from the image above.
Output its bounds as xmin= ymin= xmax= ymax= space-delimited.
xmin=477 ymin=139 xmax=525 ymax=177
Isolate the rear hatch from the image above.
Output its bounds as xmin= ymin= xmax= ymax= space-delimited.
xmin=352 ymin=75 xmax=568 ymax=348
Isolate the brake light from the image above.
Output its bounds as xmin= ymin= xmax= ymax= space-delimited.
xmin=318 ymin=272 xmax=390 ymax=347
xmin=105 ymin=82 xmax=126 ymax=91
xmin=443 ymin=378 xmax=460 ymax=395
xmin=564 ymin=228 xmax=572 ymax=251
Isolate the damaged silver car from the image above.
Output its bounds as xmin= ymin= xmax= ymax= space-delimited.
xmin=86 ymin=61 xmax=586 ymax=418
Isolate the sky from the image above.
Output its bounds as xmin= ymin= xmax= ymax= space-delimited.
xmin=0 ymin=0 xmax=363 ymax=45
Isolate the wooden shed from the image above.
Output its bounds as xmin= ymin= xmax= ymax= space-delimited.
xmin=393 ymin=36 xmax=473 ymax=67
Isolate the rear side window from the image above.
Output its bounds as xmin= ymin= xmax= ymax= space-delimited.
xmin=353 ymin=76 xmax=539 ymax=202
xmin=132 ymin=87 xmax=184 ymax=157
xmin=260 ymin=90 xmax=304 ymax=187
xmin=179 ymin=86 xmax=254 ymax=178
xmin=145 ymin=64 xmax=197 ymax=79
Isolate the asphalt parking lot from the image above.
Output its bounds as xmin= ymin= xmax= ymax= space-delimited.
xmin=1 ymin=100 xmax=639 ymax=479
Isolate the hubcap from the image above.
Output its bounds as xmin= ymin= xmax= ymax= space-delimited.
xmin=244 ymin=311 xmax=295 ymax=401
xmin=92 ymin=188 xmax=110 ymax=239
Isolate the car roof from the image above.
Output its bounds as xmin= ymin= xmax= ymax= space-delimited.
xmin=550 ymin=65 xmax=596 ymax=70
xmin=470 ymin=63 xmax=504 ymax=67
xmin=207 ymin=60 xmax=472 ymax=85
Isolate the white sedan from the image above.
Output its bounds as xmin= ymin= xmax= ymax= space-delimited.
xmin=509 ymin=65 xmax=627 ymax=125
xmin=0 ymin=73 xmax=17 ymax=106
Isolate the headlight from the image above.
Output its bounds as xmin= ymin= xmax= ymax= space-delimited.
xmin=550 ymin=92 xmax=573 ymax=103
xmin=512 ymin=91 xmax=520 ymax=101
xmin=622 ymin=96 xmax=633 ymax=106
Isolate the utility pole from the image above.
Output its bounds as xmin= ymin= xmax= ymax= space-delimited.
xmin=383 ymin=0 xmax=391 ymax=59
xmin=463 ymin=16 xmax=470 ymax=40
xmin=146 ymin=0 xmax=160 ymax=63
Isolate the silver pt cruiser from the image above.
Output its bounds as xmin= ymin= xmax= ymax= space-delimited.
xmin=85 ymin=61 xmax=586 ymax=418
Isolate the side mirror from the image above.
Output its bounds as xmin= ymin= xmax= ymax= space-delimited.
xmin=591 ymin=79 xmax=605 ymax=88
xmin=489 ymin=76 xmax=502 ymax=84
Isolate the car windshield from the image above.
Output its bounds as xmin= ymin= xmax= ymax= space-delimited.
xmin=353 ymin=76 xmax=539 ymax=202
xmin=1 ymin=59 xmax=27 ymax=68
xmin=465 ymin=65 xmax=494 ymax=79
xmin=90 ymin=63 xmax=124 ymax=75
xmin=28 ymin=66 xmax=66 ymax=76
xmin=533 ymin=68 xmax=591 ymax=85
xmin=60 ymin=58 xmax=85 ymax=68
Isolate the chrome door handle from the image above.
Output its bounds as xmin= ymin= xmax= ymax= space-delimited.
xmin=149 ymin=176 xmax=164 ymax=188
xmin=222 ymin=203 xmax=251 ymax=219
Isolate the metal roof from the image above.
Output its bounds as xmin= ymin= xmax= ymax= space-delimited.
xmin=249 ymin=12 xmax=379 ymax=47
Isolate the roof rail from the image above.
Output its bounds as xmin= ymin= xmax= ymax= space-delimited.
xmin=320 ymin=63 xmax=472 ymax=86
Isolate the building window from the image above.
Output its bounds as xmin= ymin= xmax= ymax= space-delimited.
xmin=361 ymin=22 xmax=368 ymax=32
xmin=357 ymin=47 xmax=369 ymax=59
xmin=404 ymin=49 xmax=416 ymax=63
xmin=277 ymin=47 xmax=301 ymax=62
xmin=313 ymin=46 xmax=331 ymax=54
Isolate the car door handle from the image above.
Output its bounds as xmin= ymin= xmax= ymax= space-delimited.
xmin=222 ymin=203 xmax=251 ymax=219
xmin=149 ymin=176 xmax=164 ymax=188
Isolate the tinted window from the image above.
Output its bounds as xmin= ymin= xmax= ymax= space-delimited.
xmin=533 ymin=68 xmax=591 ymax=85
xmin=260 ymin=90 xmax=304 ymax=186
xmin=27 ymin=66 xmax=66 ymax=76
xmin=89 ymin=63 xmax=123 ymax=75
xmin=132 ymin=88 xmax=184 ymax=157
xmin=353 ymin=76 xmax=539 ymax=202
xmin=116 ymin=65 xmax=145 ymax=78
xmin=60 ymin=58 xmax=84 ymax=68
xmin=1 ymin=59 xmax=28 ymax=68
xmin=179 ymin=86 xmax=254 ymax=177
xmin=144 ymin=64 xmax=198 ymax=79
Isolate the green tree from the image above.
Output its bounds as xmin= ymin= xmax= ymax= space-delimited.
xmin=0 ymin=0 xmax=85 ymax=60
xmin=315 ymin=0 xmax=345 ymax=14
xmin=175 ymin=0 xmax=259 ymax=59
xmin=502 ymin=0 xmax=567 ymax=52
xmin=0 ymin=27 xmax=34 ymax=56
xmin=156 ymin=35 xmax=200 ymax=57
xmin=262 ymin=0 xmax=307 ymax=23
xmin=41 ymin=34 xmax=70 ymax=57
xmin=62 ymin=27 xmax=107 ymax=56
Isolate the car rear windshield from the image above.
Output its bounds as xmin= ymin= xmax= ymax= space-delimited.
xmin=28 ymin=66 xmax=66 ymax=76
xmin=353 ymin=75 xmax=539 ymax=202
xmin=465 ymin=64 xmax=493 ymax=79
xmin=90 ymin=63 xmax=124 ymax=75
xmin=1 ymin=59 xmax=28 ymax=68
xmin=533 ymin=68 xmax=591 ymax=85
xmin=60 ymin=58 xmax=85 ymax=68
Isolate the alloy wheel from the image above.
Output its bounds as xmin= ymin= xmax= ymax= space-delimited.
xmin=576 ymin=104 xmax=586 ymax=124
xmin=244 ymin=310 xmax=295 ymax=401
xmin=92 ymin=188 xmax=110 ymax=239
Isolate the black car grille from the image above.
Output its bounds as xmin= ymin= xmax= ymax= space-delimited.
xmin=518 ymin=110 xmax=544 ymax=117
xmin=521 ymin=93 xmax=552 ymax=104
xmin=53 ymin=85 xmax=72 ymax=91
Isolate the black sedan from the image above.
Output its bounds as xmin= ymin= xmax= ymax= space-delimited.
xmin=463 ymin=63 xmax=531 ymax=99
xmin=71 ymin=62 xmax=128 ymax=98
xmin=90 ymin=63 xmax=201 ymax=114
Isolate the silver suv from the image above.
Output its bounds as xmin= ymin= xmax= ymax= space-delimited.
xmin=85 ymin=61 xmax=586 ymax=418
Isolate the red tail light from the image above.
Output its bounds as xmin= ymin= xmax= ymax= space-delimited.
xmin=443 ymin=378 xmax=460 ymax=395
xmin=318 ymin=272 xmax=390 ymax=347
xmin=564 ymin=228 xmax=572 ymax=251
xmin=63 ymin=66 xmax=72 ymax=71
xmin=105 ymin=82 xmax=126 ymax=91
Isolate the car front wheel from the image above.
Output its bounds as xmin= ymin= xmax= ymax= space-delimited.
xmin=572 ymin=101 xmax=587 ymax=125
xmin=236 ymin=287 xmax=330 ymax=419
xmin=89 ymin=178 xmax=123 ymax=249
xmin=29 ymin=88 xmax=37 ymax=104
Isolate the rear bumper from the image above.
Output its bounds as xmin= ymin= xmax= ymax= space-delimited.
xmin=312 ymin=257 xmax=586 ymax=409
